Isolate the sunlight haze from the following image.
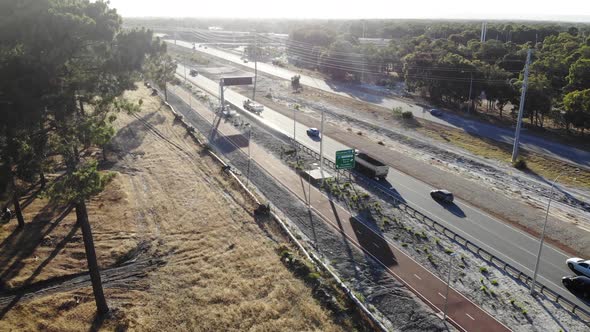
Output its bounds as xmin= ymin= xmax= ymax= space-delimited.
xmin=107 ymin=0 xmax=590 ymax=21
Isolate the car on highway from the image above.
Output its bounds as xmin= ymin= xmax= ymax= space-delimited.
xmin=430 ymin=109 xmax=443 ymax=116
xmin=189 ymin=69 xmax=198 ymax=77
xmin=567 ymin=258 xmax=590 ymax=277
xmin=562 ymin=275 xmax=590 ymax=298
xmin=244 ymin=59 xmax=248 ymax=63
xmin=306 ymin=128 xmax=320 ymax=137
xmin=430 ymin=189 xmax=454 ymax=203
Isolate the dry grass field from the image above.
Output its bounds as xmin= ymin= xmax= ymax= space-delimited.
xmin=0 ymin=85 xmax=345 ymax=331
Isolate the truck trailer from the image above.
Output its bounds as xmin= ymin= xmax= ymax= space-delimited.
xmin=354 ymin=152 xmax=389 ymax=180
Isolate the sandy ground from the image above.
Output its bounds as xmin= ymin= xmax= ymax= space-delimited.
xmin=0 ymin=85 xmax=344 ymax=331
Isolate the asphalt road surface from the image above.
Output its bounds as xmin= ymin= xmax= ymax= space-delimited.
xmin=177 ymin=64 xmax=589 ymax=310
xmin=169 ymin=39 xmax=590 ymax=168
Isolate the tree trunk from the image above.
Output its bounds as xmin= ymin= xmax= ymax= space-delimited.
xmin=76 ymin=200 xmax=109 ymax=316
xmin=12 ymin=192 xmax=24 ymax=228
xmin=40 ymin=171 xmax=46 ymax=189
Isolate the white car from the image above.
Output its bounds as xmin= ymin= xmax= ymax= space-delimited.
xmin=567 ymin=258 xmax=590 ymax=277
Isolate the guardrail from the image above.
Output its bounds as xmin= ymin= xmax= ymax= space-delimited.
xmin=291 ymin=139 xmax=590 ymax=324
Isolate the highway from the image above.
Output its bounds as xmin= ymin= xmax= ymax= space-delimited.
xmin=177 ymin=63 xmax=588 ymax=310
xmin=169 ymin=39 xmax=590 ymax=168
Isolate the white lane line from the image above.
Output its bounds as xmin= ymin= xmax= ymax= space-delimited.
xmin=438 ymin=292 xmax=446 ymax=299
xmin=466 ymin=313 xmax=475 ymax=321
xmin=373 ymin=242 xmax=380 ymax=248
xmin=414 ymin=274 xmax=422 ymax=280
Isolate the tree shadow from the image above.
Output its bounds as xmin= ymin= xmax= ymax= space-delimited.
xmin=325 ymin=80 xmax=386 ymax=104
xmin=109 ymin=110 xmax=164 ymax=160
xmin=0 ymin=217 xmax=78 ymax=319
xmin=0 ymin=205 xmax=73 ymax=292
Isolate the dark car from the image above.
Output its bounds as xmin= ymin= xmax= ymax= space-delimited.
xmin=306 ymin=128 xmax=320 ymax=137
xmin=562 ymin=275 xmax=590 ymax=298
xmin=189 ymin=69 xmax=198 ymax=77
xmin=430 ymin=109 xmax=443 ymax=117
xmin=430 ymin=189 xmax=454 ymax=203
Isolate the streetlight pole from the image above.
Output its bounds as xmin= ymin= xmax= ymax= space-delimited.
xmin=293 ymin=106 xmax=297 ymax=144
xmin=246 ymin=124 xmax=252 ymax=187
xmin=319 ymin=109 xmax=325 ymax=183
xmin=442 ymin=253 xmax=457 ymax=322
xmin=530 ymin=173 xmax=563 ymax=295
xmin=252 ymin=31 xmax=258 ymax=100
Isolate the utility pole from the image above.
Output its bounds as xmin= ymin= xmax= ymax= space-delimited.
xmin=467 ymin=72 xmax=473 ymax=113
xmin=252 ymin=31 xmax=258 ymax=100
xmin=511 ymin=49 xmax=532 ymax=163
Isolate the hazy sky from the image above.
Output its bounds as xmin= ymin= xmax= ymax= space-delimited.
xmin=106 ymin=0 xmax=589 ymax=21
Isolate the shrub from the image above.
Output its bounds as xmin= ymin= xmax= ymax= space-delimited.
xmin=479 ymin=266 xmax=489 ymax=274
xmin=377 ymin=141 xmax=385 ymax=146
xmin=401 ymin=243 xmax=409 ymax=247
xmin=444 ymin=248 xmax=454 ymax=254
xmin=491 ymin=279 xmax=499 ymax=286
xmin=392 ymin=106 xmax=403 ymax=115
xmin=401 ymin=111 xmax=414 ymax=119
xmin=512 ymin=158 xmax=527 ymax=170
xmin=357 ymin=131 xmax=363 ymax=136
xmin=480 ymin=286 xmax=489 ymax=294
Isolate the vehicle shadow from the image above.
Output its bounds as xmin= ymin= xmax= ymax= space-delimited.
xmin=307 ymin=135 xmax=321 ymax=142
xmin=350 ymin=215 xmax=398 ymax=268
xmin=211 ymin=133 xmax=249 ymax=154
xmin=433 ymin=201 xmax=466 ymax=218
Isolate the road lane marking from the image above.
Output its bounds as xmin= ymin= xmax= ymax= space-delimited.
xmin=414 ymin=274 xmax=422 ymax=280
xmin=373 ymin=242 xmax=380 ymax=248
xmin=438 ymin=292 xmax=446 ymax=299
xmin=466 ymin=313 xmax=475 ymax=320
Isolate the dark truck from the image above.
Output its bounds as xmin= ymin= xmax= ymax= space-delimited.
xmin=354 ymin=152 xmax=389 ymax=180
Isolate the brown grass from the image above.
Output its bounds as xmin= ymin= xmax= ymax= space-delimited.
xmin=0 ymin=85 xmax=344 ymax=331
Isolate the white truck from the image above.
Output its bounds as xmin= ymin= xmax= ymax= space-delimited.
xmin=243 ymin=99 xmax=264 ymax=115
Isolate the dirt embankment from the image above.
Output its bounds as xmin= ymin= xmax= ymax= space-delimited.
xmin=0 ymin=85 xmax=346 ymax=331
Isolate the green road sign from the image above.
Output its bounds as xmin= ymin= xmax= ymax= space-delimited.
xmin=335 ymin=149 xmax=355 ymax=170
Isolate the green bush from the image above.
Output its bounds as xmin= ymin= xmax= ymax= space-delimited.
xmin=491 ymin=279 xmax=499 ymax=286
xmin=479 ymin=266 xmax=489 ymax=274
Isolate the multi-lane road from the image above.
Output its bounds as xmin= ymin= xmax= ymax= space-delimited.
xmin=177 ymin=63 xmax=588 ymax=310
xmin=169 ymin=39 xmax=590 ymax=168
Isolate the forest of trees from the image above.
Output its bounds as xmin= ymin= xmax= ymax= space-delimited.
xmin=287 ymin=22 xmax=590 ymax=133
xmin=0 ymin=0 xmax=175 ymax=316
